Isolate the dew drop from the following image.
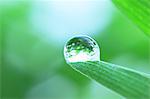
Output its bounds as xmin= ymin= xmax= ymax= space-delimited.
xmin=64 ymin=35 xmax=100 ymax=63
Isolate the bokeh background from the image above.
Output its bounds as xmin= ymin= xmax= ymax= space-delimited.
xmin=1 ymin=0 xmax=150 ymax=99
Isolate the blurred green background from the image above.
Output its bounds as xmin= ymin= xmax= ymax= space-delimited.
xmin=1 ymin=0 xmax=150 ymax=99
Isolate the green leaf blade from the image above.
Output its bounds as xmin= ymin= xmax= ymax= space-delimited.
xmin=69 ymin=61 xmax=150 ymax=98
xmin=112 ymin=0 xmax=150 ymax=37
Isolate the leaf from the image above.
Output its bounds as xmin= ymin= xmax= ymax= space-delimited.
xmin=112 ymin=0 xmax=150 ymax=37
xmin=69 ymin=61 xmax=150 ymax=98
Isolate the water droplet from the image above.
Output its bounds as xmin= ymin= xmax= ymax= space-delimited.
xmin=64 ymin=35 xmax=100 ymax=63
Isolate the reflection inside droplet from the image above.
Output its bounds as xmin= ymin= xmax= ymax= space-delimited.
xmin=64 ymin=35 xmax=100 ymax=63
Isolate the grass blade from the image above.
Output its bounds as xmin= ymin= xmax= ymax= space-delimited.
xmin=112 ymin=0 xmax=150 ymax=37
xmin=69 ymin=61 xmax=150 ymax=98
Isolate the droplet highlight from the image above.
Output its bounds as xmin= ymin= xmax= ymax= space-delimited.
xmin=64 ymin=35 xmax=100 ymax=63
